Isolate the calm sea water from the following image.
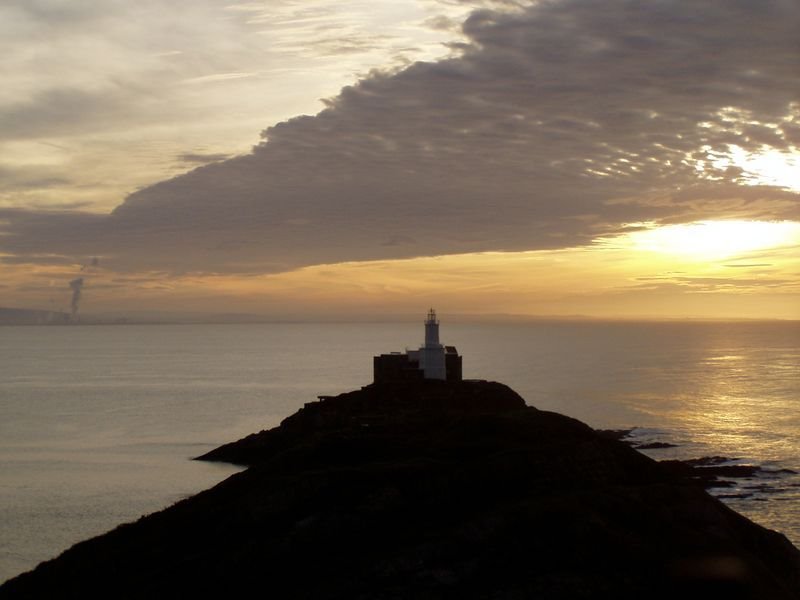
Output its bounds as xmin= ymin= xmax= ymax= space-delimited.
xmin=1 ymin=321 xmax=798 ymax=582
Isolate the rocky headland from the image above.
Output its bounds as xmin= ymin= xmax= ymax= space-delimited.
xmin=2 ymin=379 xmax=799 ymax=599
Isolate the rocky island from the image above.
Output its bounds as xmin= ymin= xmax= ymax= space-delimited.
xmin=2 ymin=378 xmax=799 ymax=599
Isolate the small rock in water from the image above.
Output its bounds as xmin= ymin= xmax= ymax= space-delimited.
xmin=635 ymin=441 xmax=678 ymax=449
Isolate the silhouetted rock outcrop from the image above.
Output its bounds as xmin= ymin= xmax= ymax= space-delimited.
xmin=2 ymin=380 xmax=799 ymax=599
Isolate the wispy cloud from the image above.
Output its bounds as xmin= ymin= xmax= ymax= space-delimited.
xmin=176 ymin=153 xmax=232 ymax=164
xmin=723 ymin=263 xmax=773 ymax=269
xmin=0 ymin=0 xmax=460 ymax=211
xmin=181 ymin=73 xmax=259 ymax=85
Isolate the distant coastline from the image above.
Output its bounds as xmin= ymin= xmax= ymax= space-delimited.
xmin=0 ymin=308 xmax=72 ymax=326
xmin=2 ymin=306 xmax=797 ymax=326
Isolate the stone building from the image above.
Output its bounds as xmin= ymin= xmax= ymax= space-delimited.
xmin=373 ymin=309 xmax=462 ymax=383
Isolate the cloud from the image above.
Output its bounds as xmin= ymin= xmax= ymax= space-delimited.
xmin=675 ymin=276 xmax=795 ymax=289
xmin=423 ymin=15 xmax=461 ymax=31
xmin=0 ymin=0 xmax=463 ymax=214
xmin=0 ymin=254 xmax=83 ymax=267
xmin=0 ymin=164 xmax=70 ymax=191
xmin=723 ymin=263 xmax=773 ymax=269
xmin=181 ymin=73 xmax=258 ymax=85
xmin=1 ymin=0 xmax=798 ymax=275
xmin=633 ymin=273 xmax=797 ymax=292
xmin=0 ymin=87 xmax=139 ymax=141
xmin=0 ymin=208 xmax=106 ymax=259
xmin=1 ymin=0 xmax=115 ymax=27
xmin=177 ymin=152 xmax=231 ymax=165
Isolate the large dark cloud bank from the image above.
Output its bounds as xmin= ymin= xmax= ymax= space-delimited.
xmin=2 ymin=0 xmax=798 ymax=274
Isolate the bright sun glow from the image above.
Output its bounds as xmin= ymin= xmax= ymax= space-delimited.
xmin=701 ymin=145 xmax=800 ymax=192
xmin=612 ymin=220 xmax=800 ymax=260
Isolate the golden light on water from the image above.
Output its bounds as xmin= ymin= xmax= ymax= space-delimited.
xmin=614 ymin=220 xmax=800 ymax=260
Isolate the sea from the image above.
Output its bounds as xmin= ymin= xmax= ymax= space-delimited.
xmin=1 ymin=320 xmax=799 ymax=583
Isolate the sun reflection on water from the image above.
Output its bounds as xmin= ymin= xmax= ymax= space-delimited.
xmin=676 ymin=363 xmax=792 ymax=461
xmin=620 ymin=327 xmax=800 ymax=544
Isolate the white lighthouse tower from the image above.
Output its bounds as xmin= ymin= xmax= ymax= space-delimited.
xmin=419 ymin=308 xmax=447 ymax=380
xmin=373 ymin=309 xmax=462 ymax=383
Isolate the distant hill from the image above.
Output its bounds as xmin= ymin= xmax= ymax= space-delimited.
xmin=0 ymin=308 xmax=273 ymax=326
xmin=0 ymin=308 xmax=70 ymax=325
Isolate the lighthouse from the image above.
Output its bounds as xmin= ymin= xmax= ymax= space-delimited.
xmin=373 ymin=309 xmax=462 ymax=383
xmin=419 ymin=308 xmax=446 ymax=380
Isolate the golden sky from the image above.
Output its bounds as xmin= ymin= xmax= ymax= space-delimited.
xmin=1 ymin=0 xmax=799 ymax=320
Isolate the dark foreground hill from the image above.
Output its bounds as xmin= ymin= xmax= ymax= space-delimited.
xmin=2 ymin=380 xmax=799 ymax=599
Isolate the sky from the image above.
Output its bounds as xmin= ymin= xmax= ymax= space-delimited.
xmin=1 ymin=0 xmax=799 ymax=320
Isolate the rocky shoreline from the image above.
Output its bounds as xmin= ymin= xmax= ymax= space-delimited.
xmin=599 ymin=428 xmax=800 ymax=501
xmin=2 ymin=379 xmax=799 ymax=599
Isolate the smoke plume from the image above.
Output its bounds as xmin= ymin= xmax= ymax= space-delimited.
xmin=69 ymin=277 xmax=84 ymax=320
